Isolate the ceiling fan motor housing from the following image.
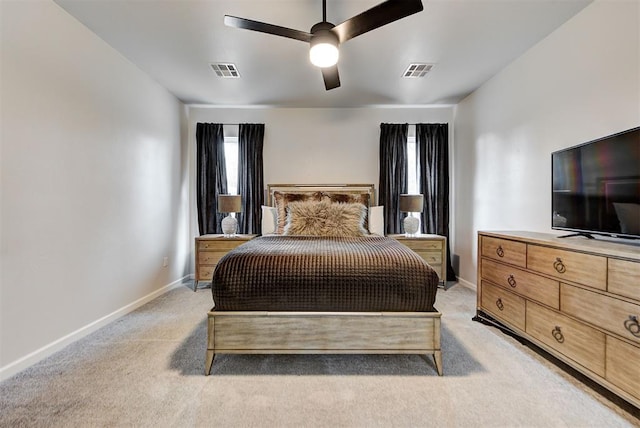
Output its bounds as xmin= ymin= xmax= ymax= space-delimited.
xmin=310 ymin=21 xmax=339 ymax=46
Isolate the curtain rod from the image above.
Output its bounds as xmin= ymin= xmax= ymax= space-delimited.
xmin=201 ymin=122 xmax=445 ymax=125
xmin=197 ymin=123 xmax=264 ymax=126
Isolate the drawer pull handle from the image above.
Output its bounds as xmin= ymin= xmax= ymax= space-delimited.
xmin=496 ymin=298 xmax=504 ymax=311
xmin=507 ymin=274 xmax=517 ymax=288
xmin=496 ymin=246 xmax=505 ymax=258
xmin=624 ymin=315 xmax=640 ymax=337
xmin=551 ymin=326 xmax=565 ymax=343
xmin=553 ymin=258 xmax=566 ymax=274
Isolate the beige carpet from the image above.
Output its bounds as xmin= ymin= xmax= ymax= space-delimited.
xmin=0 ymin=283 xmax=638 ymax=427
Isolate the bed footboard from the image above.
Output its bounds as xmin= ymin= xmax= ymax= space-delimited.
xmin=205 ymin=311 xmax=442 ymax=376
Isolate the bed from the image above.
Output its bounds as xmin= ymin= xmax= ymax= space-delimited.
xmin=205 ymin=184 xmax=443 ymax=375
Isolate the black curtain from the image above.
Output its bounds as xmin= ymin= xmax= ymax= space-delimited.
xmin=378 ymin=123 xmax=408 ymax=234
xmin=237 ymin=123 xmax=265 ymax=234
xmin=196 ymin=123 xmax=227 ymax=235
xmin=417 ymin=123 xmax=456 ymax=281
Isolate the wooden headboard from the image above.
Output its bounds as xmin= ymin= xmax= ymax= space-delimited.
xmin=266 ymin=184 xmax=376 ymax=207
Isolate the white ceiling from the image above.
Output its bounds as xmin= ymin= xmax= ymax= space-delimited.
xmin=54 ymin=0 xmax=591 ymax=107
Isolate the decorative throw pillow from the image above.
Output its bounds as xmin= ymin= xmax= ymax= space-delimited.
xmin=322 ymin=192 xmax=371 ymax=232
xmin=261 ymin=205 xmax=278 ymax=235
xmin=284 ymin=200 xmax=368 ymax=237
xmin=273 ymin=191 xmax=323 ymax=234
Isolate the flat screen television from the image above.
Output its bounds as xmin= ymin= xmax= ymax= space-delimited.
xmin=551 ymin=126 xmax=640 ymax=239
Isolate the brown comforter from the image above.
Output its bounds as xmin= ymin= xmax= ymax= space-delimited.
xmin=211 ymin=235 xmax=439 ymax=312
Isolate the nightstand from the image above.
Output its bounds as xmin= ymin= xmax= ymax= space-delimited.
xmin=388 ymin=234 xmax=447 ymax=284
xmin=194 ymin=234 xmax=257 ymax=291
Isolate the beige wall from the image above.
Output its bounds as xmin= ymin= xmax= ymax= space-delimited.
xmin=453 ymin=1 xmax=640 ymax=286
xmin=0 ymin=1 xmax=190 ymax=378
xmin=188 ymin=106 xmax=455 ymax=240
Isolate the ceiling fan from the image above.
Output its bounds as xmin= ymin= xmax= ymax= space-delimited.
xmin=224 ymin=0 xmax=424 ymax=91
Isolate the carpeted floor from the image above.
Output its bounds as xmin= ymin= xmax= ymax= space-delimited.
xmin=0 ymin=282 xmax=638 ymax=427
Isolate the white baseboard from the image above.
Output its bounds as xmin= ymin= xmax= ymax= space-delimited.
xmin=456 ymin=277 xmax=477 ymax=291
xmin=0 ymin=276 xmax=189 ymax=382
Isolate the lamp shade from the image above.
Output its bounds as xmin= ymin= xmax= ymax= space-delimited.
xmin=399 ymin=194 xmax=424 ymax=213
xmin=217 ymin=195 xmax=242 ymax=213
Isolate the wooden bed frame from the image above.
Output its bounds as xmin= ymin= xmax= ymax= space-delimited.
xmin=205 ymin=184 xmax=443 ymax=376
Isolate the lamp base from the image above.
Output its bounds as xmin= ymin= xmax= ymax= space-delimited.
xmin=221 ymin=215 xmax=238 ymax=237
xmin=403 ymin=215 xmax=420 ymax=237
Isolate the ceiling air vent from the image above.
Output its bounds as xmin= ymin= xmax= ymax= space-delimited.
xmin=403 ymin=63 xmax=433 ymax=78
xmin=210 ymin=63 xmax=240 ymax=78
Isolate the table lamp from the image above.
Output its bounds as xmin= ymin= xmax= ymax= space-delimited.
xmin=218 ymin=194 xmax=242 ymax=237
xmin=399 ymin=194 xmax=423 ymax=237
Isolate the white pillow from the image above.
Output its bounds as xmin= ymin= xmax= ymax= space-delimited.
xmin=261 ymin=205 xmax=278 ymax=235
xmin=368 ymin=206 xmax=385 ymax=236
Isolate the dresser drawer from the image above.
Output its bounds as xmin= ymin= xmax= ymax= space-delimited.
xmin=481 ymin=236 xmax=526 ymax=268
xmin=198 ymin=252 xmax=228 ymax=266
xmin=481 ymin=259 xmax=559 ymax=309
xmin=526 ymin=301 xmax=605 ymax=377
xmin=198 ymin=240 xmax=247 ymax=251
xmin=608 ymin=258 xmax=640 ymax=301
xmin=414 ymin=250 xmax=442 ymax=265
xmin=401 ymin=239 xmax=443 ymax=251
xmin=606 ymin=337 xmax=640 ymax=401
xmin=198 ymin=265 xmax=215 ymax=281
xmin=561 ymin=284 xmax=640 ymax=345
xmin=527 ymin=245 xmax=606 ymax=290
xmin=481 ymin=281 xmax=526 ymax=331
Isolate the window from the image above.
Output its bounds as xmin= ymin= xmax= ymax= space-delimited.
xmin=407 ymin=124 xmax=419 ymax=194
xmin=224 ymin=137 xmax=238 ymax=195
xmin=223 ymin=124 xmax=240 ymax=195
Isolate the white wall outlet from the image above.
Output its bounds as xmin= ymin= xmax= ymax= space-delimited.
xmin=163 ymin=257 xmax=169 ymax=267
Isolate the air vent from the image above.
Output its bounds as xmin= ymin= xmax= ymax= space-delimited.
xmin=403 ymin=63 xmax=433 ymax=78
xmin=210 ymin=63 xmax=240 ymax=78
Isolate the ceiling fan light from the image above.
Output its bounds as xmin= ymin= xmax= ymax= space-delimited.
xmin=310 ymin=42 xmax=339 ymax=67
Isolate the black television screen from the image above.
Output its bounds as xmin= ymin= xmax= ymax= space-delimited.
xmin=552 ymin=127 xmax=640 ymax=239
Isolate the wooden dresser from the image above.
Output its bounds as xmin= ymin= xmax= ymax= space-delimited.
xmin=388 ymin=234 xmax=447 ymax=284
xmin=476 ymin=231 xmax=640 ymax=408
xmin=194 ymin=234 xmax=256 ymax=291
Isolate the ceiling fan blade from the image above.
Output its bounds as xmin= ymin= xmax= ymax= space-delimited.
xmin=224 ymin=15 xmax=312 ymax=43
xmin=332 ymin=0 xmax=423 ymax=43
xmin=321 ymin=66 xmax=341 ymax=90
